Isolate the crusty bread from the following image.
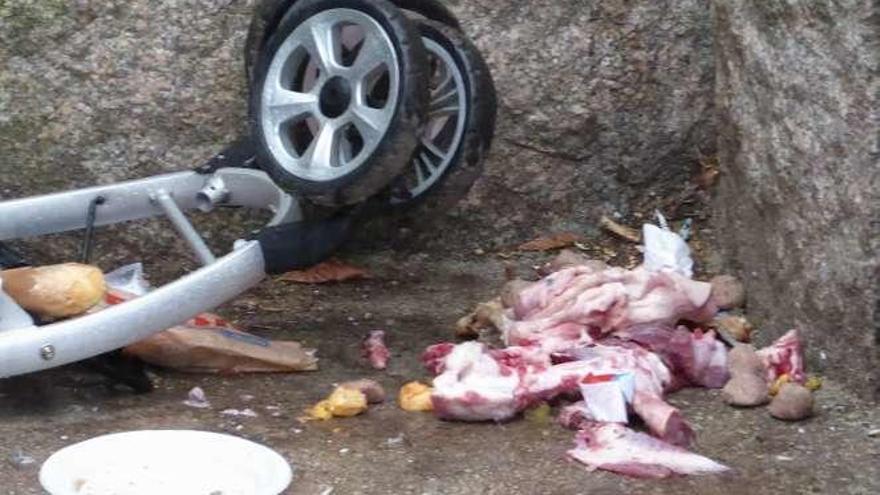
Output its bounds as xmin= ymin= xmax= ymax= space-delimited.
xmin=0 ymin=263 xmax=106 ymax=319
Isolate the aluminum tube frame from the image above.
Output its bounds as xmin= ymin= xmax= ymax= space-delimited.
xmin=0 ymin=167 xmax=301 ymax=378
xmin=0 ymin=168 xmax=301 ymax=241
xmin=152 ymin=189 xmax=218 ymax=265
xmin=0 ymin=241 xmax=265 ymax=378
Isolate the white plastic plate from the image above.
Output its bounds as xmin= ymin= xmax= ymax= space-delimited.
xmin=39 ymin=430 xmax=292 ymax=495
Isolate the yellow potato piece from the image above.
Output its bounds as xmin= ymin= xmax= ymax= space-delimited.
xmin=399 ymin=381 xmax=434 ymax=412
xmin=305 ymin=386 xmax=369 ymax=421
xmin=325 ymin=387 xmax=368 ymax=418
xmin=306 ymin=400 xmax=334 ymax=421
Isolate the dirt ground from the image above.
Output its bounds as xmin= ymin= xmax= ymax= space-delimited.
xmin=1 ymin=249 xmax=879 ymax=494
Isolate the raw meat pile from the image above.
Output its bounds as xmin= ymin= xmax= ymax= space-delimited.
xmin=420 ymin=254 xmax=805 ymax=478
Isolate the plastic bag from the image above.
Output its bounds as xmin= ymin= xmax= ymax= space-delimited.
xmin=642 ymin=213 xmax=694 ymax=278
xmin=96 ymin=264 xmax=318 ymax=374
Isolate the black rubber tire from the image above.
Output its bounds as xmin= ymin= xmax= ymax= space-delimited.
xmin=387 ymin=19 xmax=496 ymax=212
xmin=250 ymin=0 xmax=429 ymax=206
xmin=244 ymin=0 xmax=461 ymax=89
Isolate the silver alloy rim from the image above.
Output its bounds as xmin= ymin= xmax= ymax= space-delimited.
xmin=390 ymin=37 xmax=467 ymax=204
xmin=260 ymin=8 xmax=400 ymax=182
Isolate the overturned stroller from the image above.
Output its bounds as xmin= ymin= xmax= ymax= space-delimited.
xmin=0 ymin=0 xmax=496 ymax=390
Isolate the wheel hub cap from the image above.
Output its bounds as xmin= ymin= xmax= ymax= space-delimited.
xmin=260 ymin=9 xmax=400 ymax=182
xmin=319 ymin=76 xmax=352 ymax=118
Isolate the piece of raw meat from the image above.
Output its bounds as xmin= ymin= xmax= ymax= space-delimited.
xmin=431 ymin=342 xmax=524 ymax=421
xmin=503 ymin=268 xmax=716 ymax=349
xmin=568 ymin=423 xmax=730 ymax=478
xmin=431 ymin=340 xmax=695 ymax=448
xmin=422 ymin=261 xmax=741 ymax=477
xmin=510 ymin=267 xmax=627 ymax=322
xmin=422 ymin=342 xmax=457 ymax=375
xmin=557 ymin=401 xmax=596 ymax=430
xmin=615 ymin=325 xmax=729 ymax=389
xmin=362 ymin=330 xmax=390 ymax=370
xmin=501 ymin=280 xmax=535 ymax=308
xmin=631 ymin=391 xmax=695 ymax=447
xmin=533 ymin=344 xmax=672 ymax=399
xmin=530 ymin=345 xmax=694 ymax=446
xmin=756 ymin=329 xmax=805 ymax=383
xmin=425 ymin=342 xmax=552 ymax=378
xmin=489 ymin=345 xmax=553 ymax=372
xmin=516 ymin=322 xmax=599 ymax=355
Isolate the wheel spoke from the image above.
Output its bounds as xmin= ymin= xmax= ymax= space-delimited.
xmin=413 ymin=157 xmax=427 ymax=185
xmin=429 ymin=105 xmax=459 ymax=118
xmin=309 ymin=122 xmax=340 ymax=169
xmin=266 ymin=89 xmax=317 ymax=125
xmin=421 ymin=137 xmax=448 ymax=160
xmin=432 ymin=70 xmax=456 ymax=100
xmin=351 ymin=34 xmax=387 ymax=80
xmin=420 ymin=152 xmax=438 ymax=174
xmin=429 ymin=85 xmax=460 ymax=118
xmin=308 ymin=22 xmax=339 ymax=72
xmin=349 ymin=106 xmax=386 ymax=146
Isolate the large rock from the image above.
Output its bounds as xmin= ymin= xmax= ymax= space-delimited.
xmin=445 ymin=0 xmax=716 ymax=244
xmin=712 ymin=0 xmax=879 ymax=394
xmin=0 ymin=0 xmax=250 ymax=198
xmin=1 ymin=0 xmax=716 ymax=248
xmin=0 ymin=0 xmax=257 ymax=275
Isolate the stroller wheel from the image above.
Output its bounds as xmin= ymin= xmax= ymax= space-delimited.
xmin=387 ymin=19 xmax=497 ymax=210
xmin=250 ymin=0 xmax=429 ymax=206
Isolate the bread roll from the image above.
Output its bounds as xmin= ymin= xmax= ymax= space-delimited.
xmin=0 ymin=263 xmax=106 ymax=318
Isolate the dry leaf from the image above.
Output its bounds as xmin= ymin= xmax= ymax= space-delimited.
xmin=599 ymin=216 xmax=642 ymax=243
xmin=279 ymin=259 xmax=370 ymax=284
xmin=517 ymin=232 xmax=583 ymax=252
xmin=573 ymin=242 xmax=592 ymax=252
xmin=696 ymin=155 xmax=721 ymax=189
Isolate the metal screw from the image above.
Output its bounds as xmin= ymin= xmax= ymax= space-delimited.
xmin=40 ymin=345 xmax=55 ymax=361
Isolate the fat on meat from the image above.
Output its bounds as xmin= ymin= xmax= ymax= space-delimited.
xmin=568 ymin=423 xmax=730 ymax=478
xmin=503 ymin=267 xmax=716 ymax=348
xmin=430 ymin=341 xmax=695 ymax=446
xmin=530 ymin=345 xmax=694 ymax=447
xmin=555 ymin=400 xmax=688 ymax=442
xmin=430 ymin=342 xmax=524 ymax=422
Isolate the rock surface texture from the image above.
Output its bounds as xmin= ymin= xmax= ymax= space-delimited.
xmin=712 ymin=0 xmax=879 ymax=394
xmin=0 ymin=0 xmax=251 ymax=197
xmin=0 ymin=1 xmax=263 ymax=277
xmin=447 ymin=0 xmax=716 ymax=242
xmin=1 ymin=0 xmax=717 ymax=245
